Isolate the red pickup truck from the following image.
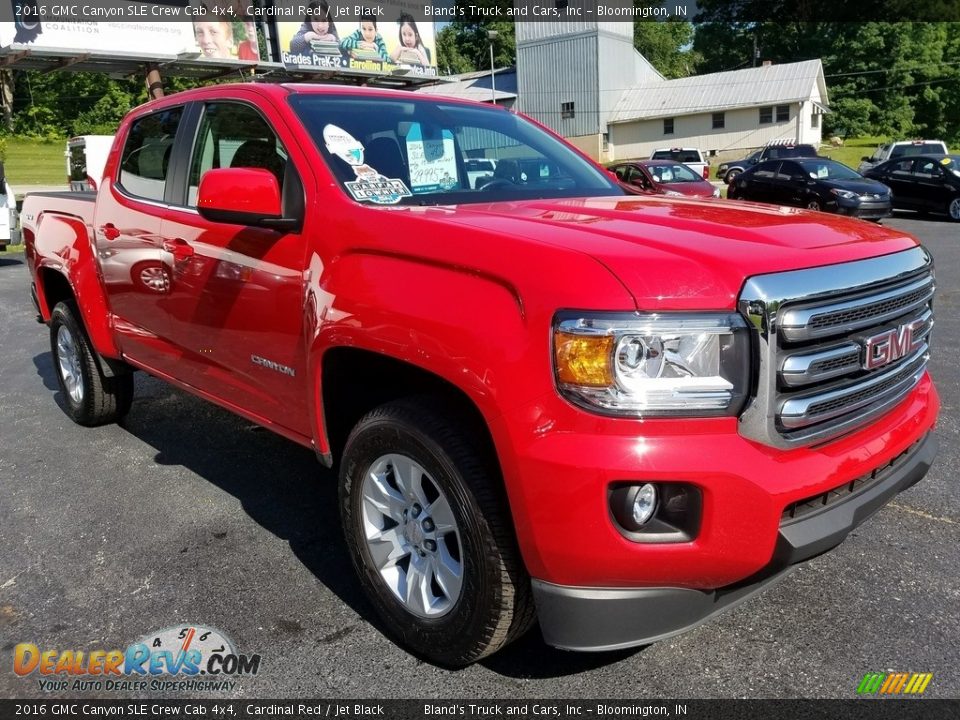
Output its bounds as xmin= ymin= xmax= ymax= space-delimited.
xmin=22 ymin=84 xmax=939 ymax=666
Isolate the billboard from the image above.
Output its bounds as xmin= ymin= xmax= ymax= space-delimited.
xmin=1 ymin=2 xmax=259 ymax=62
xmin=276 ymin=4 xmax=436 ymax=77
xmin=0 ymin=18 xmax=196 ymax=56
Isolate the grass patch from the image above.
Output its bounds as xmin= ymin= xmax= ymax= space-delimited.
xmin=3 ymin=137 xmax=66 ymax=186
xmin=2 ymin=244 xmax=24 ymax=253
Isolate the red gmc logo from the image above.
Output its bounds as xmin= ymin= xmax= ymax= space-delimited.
xmin=863 ymin=320 xmax=926 ymax=370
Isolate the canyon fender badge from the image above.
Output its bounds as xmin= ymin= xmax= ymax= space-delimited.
xmin=251 ymin=355 xmax=296 ymax=378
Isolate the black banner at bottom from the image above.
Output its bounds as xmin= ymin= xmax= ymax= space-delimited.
xmin=3 ymin=700 xmax=960 ymax=720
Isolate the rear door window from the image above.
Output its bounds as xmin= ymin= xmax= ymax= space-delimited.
xmin=118 ymin=108 xmax=184 ymax=203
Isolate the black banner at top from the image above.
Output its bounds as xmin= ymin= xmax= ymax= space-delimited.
xmin=2 ymin=699 xmax=960 ymax=720
xmin=1 ymin=0 xmax=960 ymax=24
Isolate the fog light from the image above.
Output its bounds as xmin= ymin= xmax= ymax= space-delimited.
xmin=632 ymin=483 xmax=658 ymax=526
xmin=608 ymin=482 xmax=702 ymax=543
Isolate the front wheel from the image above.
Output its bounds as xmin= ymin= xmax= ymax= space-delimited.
xmin=948 ymin=197 xmax=960 ymax=221
xmin=724 ymin=169 xmax=742 ymax=184
xmin=339 ymin=397 xmax=534 ymax=666
xmin=806 ymin=199 xmax=822 ymax=211
xmin=50 ymin=302 xmax=133 ymax=426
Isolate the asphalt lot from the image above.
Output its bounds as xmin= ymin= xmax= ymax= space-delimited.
xmin=1 ymin=213 xmax=958 ymax=700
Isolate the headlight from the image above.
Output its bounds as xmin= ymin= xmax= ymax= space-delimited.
xmin=830 ymin=188 xmax=857 ymax=200
xmin=718 ymin=164 xmax=728 ymax=173
xmin=553 ymin=312 xmax=751 ymax=417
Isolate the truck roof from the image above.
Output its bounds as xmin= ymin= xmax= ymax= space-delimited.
xmin=131 ymin=82 xmax=499 ymax=117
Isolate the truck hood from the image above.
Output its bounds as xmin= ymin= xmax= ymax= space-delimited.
xmin=431 ymin=195 xmax=919 ymax=310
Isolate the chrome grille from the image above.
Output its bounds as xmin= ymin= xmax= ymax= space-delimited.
xmin=738 ymin=247 xmax=934 ymax=448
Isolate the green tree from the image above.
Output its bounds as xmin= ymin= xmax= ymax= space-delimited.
xmin=436 ymin=25 xmax=474 ymax=75
xmin=632 ymin=4 xmax=700 ymax=78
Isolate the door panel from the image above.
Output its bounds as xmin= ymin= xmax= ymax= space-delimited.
xmin=159 ymin=101 xmax=310 ymax=434
xmin=93 ymin=106 xmax=185 ymax=369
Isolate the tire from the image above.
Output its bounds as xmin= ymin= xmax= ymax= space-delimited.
xmin=948 ymin=197 xmax=960 ymax=222
xmin=339 ymin=397 xmax=535 ymax=666
xmin=49 ymin=302 xmax=133 ymax=426
xmin=806 ymin=199 xmax=822 ymax=211
xmin=724 ymin=169 xmax=741 ymax=184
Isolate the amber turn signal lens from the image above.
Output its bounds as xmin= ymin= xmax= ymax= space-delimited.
xmin=554 ymin=331 xmax=615 ymax=387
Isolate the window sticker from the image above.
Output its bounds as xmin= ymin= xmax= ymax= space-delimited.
xmin=324 ymin=124 xmax=411 ymax=205
xmin=345 ymin=177 xmax=412 ymax=205
xmin=816 ymin=166 xmax=829 ymax=179
xmin=323 ymin=124 xmax=365 ymax=167
xmin=406 ymin=123 xmax=460 ymax=194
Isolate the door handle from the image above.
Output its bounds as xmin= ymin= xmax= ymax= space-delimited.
xmin=100 ymin=224 xmax=120 ymax=241
xmin=163 ymin=238 xmax=195 ymax=260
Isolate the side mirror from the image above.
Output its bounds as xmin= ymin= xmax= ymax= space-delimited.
xmin=197 ymin=168 xmax=299 ymax=231
xmin=749 ymin=157 xmax=758 ymax=165
xmin=606 ymin=170 xmax=619 ymax=182
xmin=861 ymin=156 xmax=871 ymax=162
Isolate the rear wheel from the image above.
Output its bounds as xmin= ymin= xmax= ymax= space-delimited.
xmin=339 ymin=397 xmax=534 ymax=666
xmin=50 ymin=302 xmax=133 ymax=426
xmin=948 ymin=197 xmax=960 ymax=221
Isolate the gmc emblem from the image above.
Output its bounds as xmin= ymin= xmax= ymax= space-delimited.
xmin=863 ymin=320 xmax=925 ymax=370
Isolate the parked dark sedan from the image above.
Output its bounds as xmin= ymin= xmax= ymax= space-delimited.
xmin=863 ymin=154 xmax=960 ymax=221
xmin=608 ymin=160 xmax=720 ymax=199
xmin=727 ymin=158 xmax=892 ymax=220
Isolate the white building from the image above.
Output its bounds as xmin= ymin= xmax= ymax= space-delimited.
xmin=607 ymin=59 xmax=830 ymax=161
xmin=513 ymin=21 xmax=829 ymax=163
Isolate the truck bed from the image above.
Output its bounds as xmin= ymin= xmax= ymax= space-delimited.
xmin=21 ymin=191 xmax=96 ymax=234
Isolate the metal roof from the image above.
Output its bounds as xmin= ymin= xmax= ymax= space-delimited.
xmin=609 ymin=59 xmax=827 ymax=124
xmin=415 ymin=67 xmax=517 ymax=103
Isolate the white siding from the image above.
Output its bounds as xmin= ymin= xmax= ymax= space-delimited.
xmin=609 ymin=104 xmax=810 ymax=160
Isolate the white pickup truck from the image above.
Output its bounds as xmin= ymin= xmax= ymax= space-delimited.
xmin=857 ymin=140 xmax=949 ymax=174
xmin=650 ymin=147 xmax=710 ymax=180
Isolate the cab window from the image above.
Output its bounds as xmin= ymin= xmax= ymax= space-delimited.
xmin=187 ymin=102 xmax=288 ymax=207
xmin=118 ymin=107 xmax=184 ymax=202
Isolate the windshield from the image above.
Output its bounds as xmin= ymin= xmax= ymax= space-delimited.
xmin=289 ymin=95 xmax=622 ymax=206
xmin=938 ymin=155 xmax=960 ymax=177
xmin=646 ymin=163 xmax=702 ymax=183
xmin=796 ymin=159 xmax=862 ymax=180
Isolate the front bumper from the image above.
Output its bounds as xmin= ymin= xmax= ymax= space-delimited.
xmin=833 ymin=199 xmax=892 ymax=220
xmin=533 ymin=432 xmax=937 ymax=651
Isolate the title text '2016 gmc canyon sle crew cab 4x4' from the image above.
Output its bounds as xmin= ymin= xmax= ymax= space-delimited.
xmin=22 ymin=84 xmax=939 ymax=667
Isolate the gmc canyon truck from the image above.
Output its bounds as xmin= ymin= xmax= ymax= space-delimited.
xmin=22 ymin=84 xmax=939 ymax=667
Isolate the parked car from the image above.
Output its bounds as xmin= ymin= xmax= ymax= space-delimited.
xmin=22 ymin=83 xmax=939 ymax=666
xmin=728 ymin=157 xmax=892 ymax=220
xmin=0 ymin=163 xmax=17 ymax=251
xmin=464 ymin=157 xmax=498 ymax=189
xmin=650 ymin=147 xmax=709 ymax=179
xmin=857 ymin=140 xmax=949 ymax=175
xmin=863 ymin=154 xmax=960 ymax=221
xmin=716 ymin=141 xmax=820 ymax=184
xmin=608 ymin=159 xmax=720 ymax=198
